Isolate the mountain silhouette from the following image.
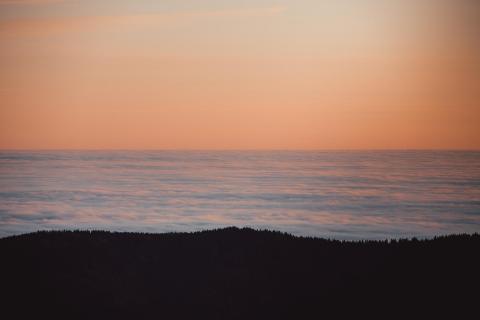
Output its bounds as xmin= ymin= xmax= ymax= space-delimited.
xmin=1 ymin=227 xmax=478 ymax=319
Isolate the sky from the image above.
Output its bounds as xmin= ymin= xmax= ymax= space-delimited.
xmin=0 ymin=0 xmax=479 ymax=150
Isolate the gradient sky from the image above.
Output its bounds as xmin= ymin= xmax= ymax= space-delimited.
xmin=0 ymin=0 xmax=479 ymax=149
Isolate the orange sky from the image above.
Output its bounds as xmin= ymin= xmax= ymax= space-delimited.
xmin=0 ymin=0 xmax=479 ymax=149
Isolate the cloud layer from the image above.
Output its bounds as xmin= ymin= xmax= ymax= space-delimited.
xmin=1 ymin=151 xmax=479 ymax=239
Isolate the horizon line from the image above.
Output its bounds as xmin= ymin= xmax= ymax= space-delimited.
xmin=1 ymin=148 xmax=479 ymax=152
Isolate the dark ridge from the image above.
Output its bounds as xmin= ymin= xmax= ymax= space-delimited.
xmin=1 ymin=228 xmax=478 ymax=319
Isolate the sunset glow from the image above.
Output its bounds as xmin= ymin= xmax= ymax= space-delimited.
xmin=1 ymin=0 xmax=479 ymax=149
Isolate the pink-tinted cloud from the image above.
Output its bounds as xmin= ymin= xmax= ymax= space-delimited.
xmin=0 ymin=0 xmax=66 ymax=5
xmin=0 ymin=5 xmax=287 ymax=36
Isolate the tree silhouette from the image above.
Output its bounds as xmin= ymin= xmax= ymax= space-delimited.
xmin=1 ymin=228 xmax=478 ymax=319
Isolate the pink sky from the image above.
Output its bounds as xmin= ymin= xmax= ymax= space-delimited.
xmin=1 ymin=0 xmax=479 ymax=149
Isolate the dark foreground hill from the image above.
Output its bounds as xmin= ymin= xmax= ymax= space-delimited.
xmin=1 ymin=228 xmax=479 ymax=319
